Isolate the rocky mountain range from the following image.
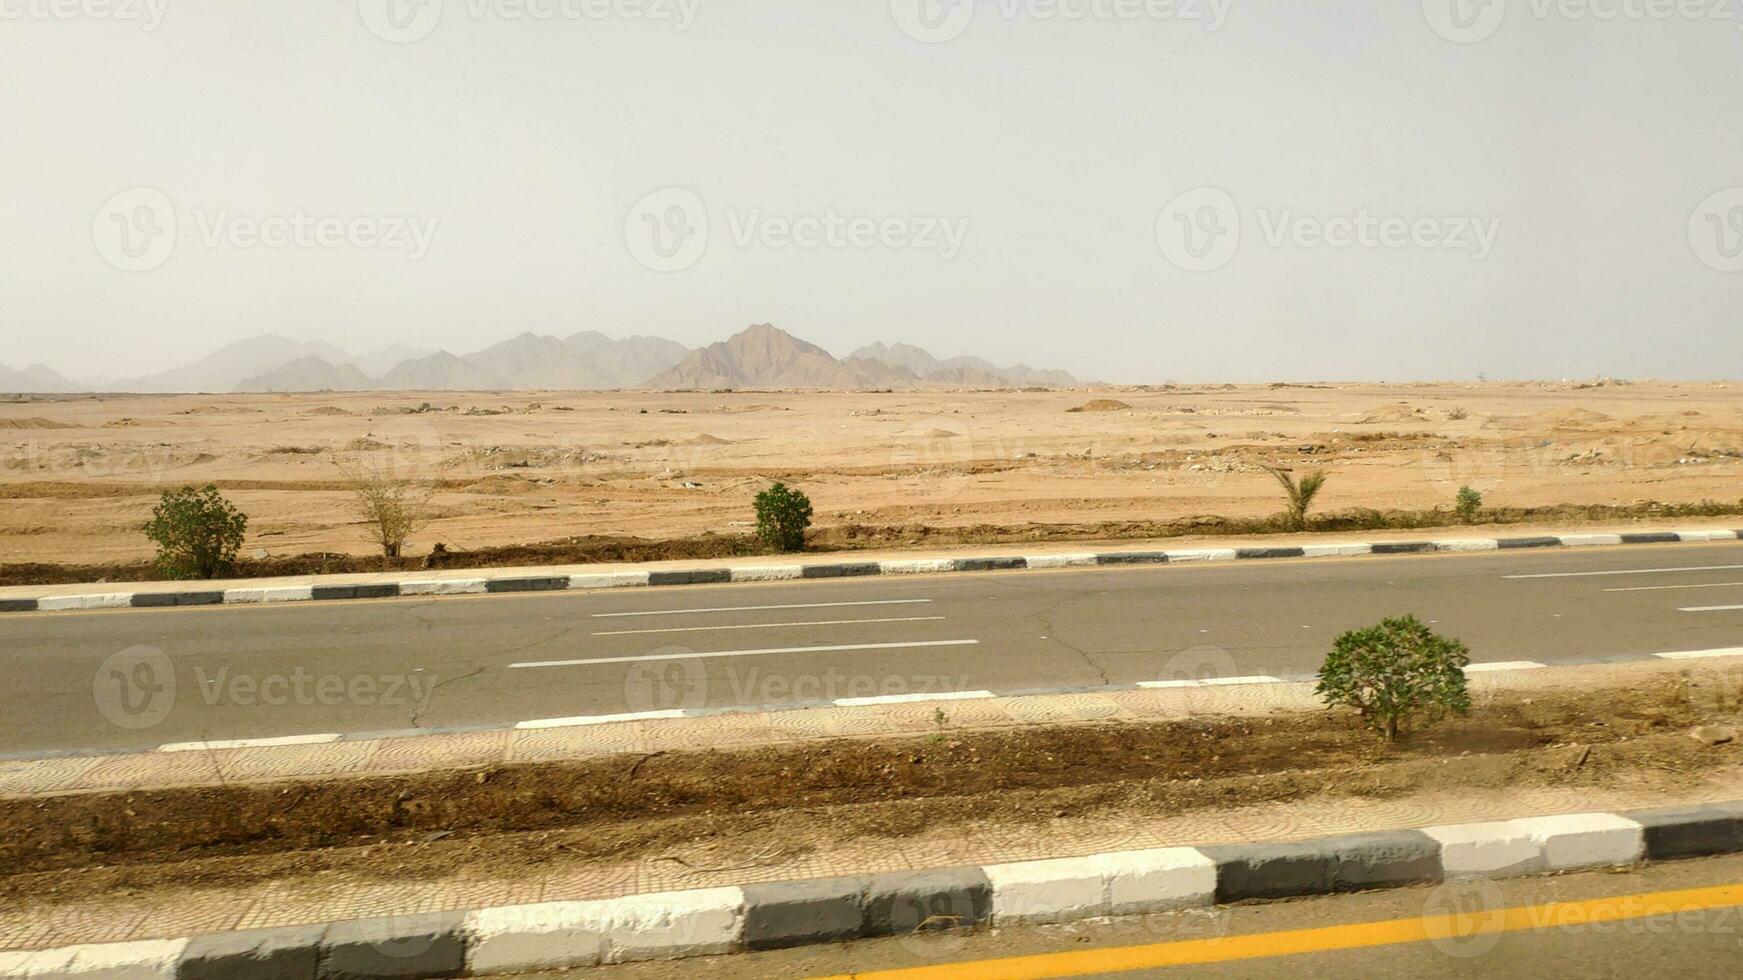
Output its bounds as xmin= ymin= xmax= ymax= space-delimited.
xmin=649 ymin=325 xmax=919 ymax=390
xmin=847 ymin=341 xmax=1077 ymax=387
xmin=0 ymin=363 xmax=79 ymax=393
xmin=236 ymin=356 xmax=375 ymax=393
xmin=6 ymin=325 xmax=1080 ymax=393
xmin=240 ymin=331 xmax=692 ymax=393
xmin=124 ymin=335 xmax=361 ymax=393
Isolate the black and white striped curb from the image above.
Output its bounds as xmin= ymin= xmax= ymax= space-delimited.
xmin=7 ymin=801 xmax=1742 ymax=978
xmin=4 ymin=529 xmax=1739 ymax=615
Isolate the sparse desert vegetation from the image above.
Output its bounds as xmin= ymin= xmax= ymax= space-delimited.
xmin=1316 ymin=615 xmax=1472 ymax=742
xmin=2 ymin=382 xmax=1742 ymax=572
xmin=1264 ymin=464 xmax=1328 ymax=531
xmin=754 ymin=481 xmax=814 ymax=553
xmin=141 ymin=484 xmax=248 ymax=580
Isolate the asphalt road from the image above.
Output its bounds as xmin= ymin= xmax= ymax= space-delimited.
xmin=3 ymin=541 xmax=1743 ymax=757
xmin=541 ymin=854 xmax=1743 ymax=980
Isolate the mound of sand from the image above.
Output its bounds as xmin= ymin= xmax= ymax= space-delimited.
xmin=681 ymin=434 xmax=732 ymax=446
xmin=460 ymin=474 xmax=538 ymax=495
xmin=1356 ymin=404 xmax=1424 ymax=424
xmin=1068 ymin=399 xmax=1133 ymax=413
xmin=0 ymin=417 xmax=75 ymax=430
xmin=306 ymin=406 xmax=353 ymax=416
xmin=916 ymin=428 xmax=967 ymax=439
xmin=1533 ymin=407 xmax=1614 ymax=427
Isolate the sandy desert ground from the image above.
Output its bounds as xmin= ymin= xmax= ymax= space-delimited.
xmin=1 ymin=382 xmax=1741 ymax=565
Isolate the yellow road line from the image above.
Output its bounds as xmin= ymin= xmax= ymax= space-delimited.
xmin=817 ymin=883 xmax=1743 ymax=980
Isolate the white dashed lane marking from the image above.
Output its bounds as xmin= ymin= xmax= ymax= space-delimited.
xmin=515 ymin=711 xmax=686 ymax=729
xmin=508 ymin=639 xmax=980 ymax=669
xmin=1654 ymin=648 xmax=1743 ymax=660
xmin=833 ymin=691 xmax=996 ymax=707
xmin=158 ymin=734 xmax=340 ymax=752
xmin=590 ymin=599 xmax=933 ymax=618
xmin=1503 ymin=564 xmax=1743 ymax=580
xmin=1605 ymin=581 xmax=1743 ymax=592
xmin=592 ymin=616 xmax=946 ymax=636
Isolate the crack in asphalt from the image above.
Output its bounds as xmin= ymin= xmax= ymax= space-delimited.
xmin=1024 ymin=593 xmax=1114 ymax=688
xmin=405 ymin=624 xmax=575 ymax=728
xmin=410 ymin=662 xmax=485 ymax=729
xmin=396 ymin=600 xmax=440 ymax=632
xmin=487 ymin=625 xmax=578 ymax=661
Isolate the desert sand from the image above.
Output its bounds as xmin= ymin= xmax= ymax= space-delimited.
xmin=1 ymin=382 xmax=1740 ymax=565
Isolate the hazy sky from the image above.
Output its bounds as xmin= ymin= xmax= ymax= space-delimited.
xmin=5 ymin=0 xmax=1742 ymax=383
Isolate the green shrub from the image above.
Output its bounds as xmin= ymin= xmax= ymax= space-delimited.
xmin=143 ymin=484 xmax=248 ymax=580
xmin=755 ymin=482 xmax=813 ymax=552
xmin=1264 ymin=465 xmax=1328 ymax=531
xmin=1455 ymin=486 xmax=1483 ymax=524
xmin=1316 ymin=615 xmax=1471 ymax=742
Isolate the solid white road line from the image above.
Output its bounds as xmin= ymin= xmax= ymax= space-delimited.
xmin=515 ymin=710 xmax=687 ymax=729
xmin=590 ymin=599 xmax=933 ymax=619
xmin=1679 ymin=604 xmax=1743 ymax=613
xmin=1504 ymin=564 xmax=1743 ymax=580
xmin=833 ymin=691 xmax=996 ymax=707
xmin=158 ymin=733 xmax=341 ymax=752
xmin=592 ymin=616 xmax=947 ymax=636
xmin=1463 ymin=661 xmax=1548 ymax=672
xmin=1654 ymin=648 xmax=1743 ymax=660
xmin=1604 ymin=581 xmax=1743 ymax=593
xmin=508 ymin=638 xmax=980 ymax=669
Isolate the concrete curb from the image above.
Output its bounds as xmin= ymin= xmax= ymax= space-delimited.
xmin=7 ymin=801 xmax=1741 ymax=977
xmin=5 ymin=529 xmax=1739 ymax=615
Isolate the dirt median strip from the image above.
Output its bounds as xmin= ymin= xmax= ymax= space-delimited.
xmin=4 ymin=528 xmax=1739 ymax=615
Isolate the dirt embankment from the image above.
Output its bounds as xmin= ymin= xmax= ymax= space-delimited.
xmin=3 ymin=499 xmax=1740 ymax=587
xmin=5 ymin=677 xmax=1740 ymax=908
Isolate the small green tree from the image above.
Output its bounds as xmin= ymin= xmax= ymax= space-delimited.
xmin=1455 ymin=486 xmax=1483 ymax=524
xmin=143 ymin=484 xmax=248 ymax=580
xmin=1264 ymin=465 xmax=1328 ymax=531
xmin=755 ymin=482 xmax=813 ymax=553
xmin=1317 ymin=615 xmax=1472 ymax=742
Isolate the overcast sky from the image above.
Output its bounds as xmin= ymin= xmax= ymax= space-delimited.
xmin=4 ymin=0 xmax=1742 ymax=383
